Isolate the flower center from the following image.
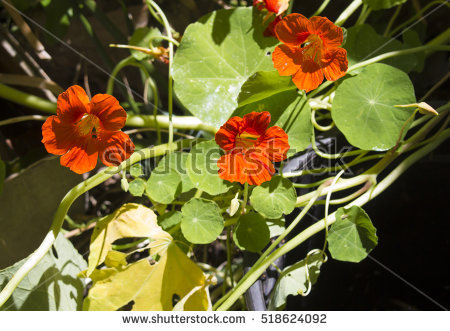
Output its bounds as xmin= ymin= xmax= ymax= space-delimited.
xmin=235 ymin=131 xmax=260 ymax=149
xmin=301 ymin=34 xmax=324 ymax=64
xmin=76 ymin=113 xmax=100 ymax=137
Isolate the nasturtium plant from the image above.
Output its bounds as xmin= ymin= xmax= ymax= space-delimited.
xmin=250 ymin=175 xmax=297 ymax=219
xmin=332 ymin=63 xmax=416 ymax=151
xmin=327 ymin=206 xmax=378 ymax=263
xmin=0 ymin=0 xmax=447 ymax=314
xmin=172 ymin=7 xmax=277 ymax=127
xmin=181 ymin=198 xmax=224 ymax=244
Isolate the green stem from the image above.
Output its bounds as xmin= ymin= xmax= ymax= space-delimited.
xmin=148 ymin=35 xmax=180 ymax=47
xmin=355 ymin=4 xmax=371 ymax=25
xmin=312 ymin=0 xmax=331 ymax=16
xmin=226 ymin=227 xmax=235 ymax=287
xmin=146 ymin=0 xmax=175 ymax=148
xmin=216 ymin=129 xmax=450 ymax=311
xmin=0 ymin=115 xmax=48 ymax=127
xmin=0 ymin=83 xmax=56 ymax=113
xmin=0 ymin=139 xmax=193 ymax=308
xmin=384 ymin=4 xmax=403 ymax=37
xmin=241 ymin=183 xmax=249 ymax=214
xmin=286 ymin=0 xmax=295 ymax=15
xmin=311 ymin=109 xmax=334 ymax=131
xmin=335 ymin=0 xmax=363 ymax=26
xmin=112 ymin=238 xmax=148 ymax=251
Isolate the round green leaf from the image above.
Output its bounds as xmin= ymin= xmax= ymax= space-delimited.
xmin=172 ymin=7 xmax=277 ymax=127
xmin=146 ymin=167 xmax=182 ymax=204
xmin=181 ymin=198 xmax=224 ymax=244
xmin=362 ymin=0 xmax=407 ymax=11
xmin=332 ymin=63 xmax=416 ymax=151
xmin=250 ymin=175 xmax=297 ymax=219
xmin=234 ymin=71 xmax=312 ymax=155
xmin=128 ymin=178 xmax=146 ymax=197
xmin=327 ymin=206 xmax=378 ymax=263
xmin=233 ymin=212 xmax=270 ymax=252
xmin=129 ymin=163 xmax=143 ymax=178
xmin=186 ymin=140 xmax=232 ymax=196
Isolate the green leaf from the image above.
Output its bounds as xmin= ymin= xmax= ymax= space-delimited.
xmin=0 ymin=158 xmax=5 ymax=196
xmin=362 ymin=0 xmax=407 ymax=10
xmin=0 ymin=234 xmax=86 ymax=311
xmin=146 ymin=167 xmax=182 ymax=204
xmin=268 ymin=252 xmax=323 ymax=310
xmin=0 ymin=157 xmax=83 ymax=269
xmin=234 ymin=71 xmax=312 ymax=155
xmin=128 ymin=27 xmax=161 ymax=61
xmin=403 ymin=29 xmax=425 ymax=73
xmin=186 ymin=140 xmax=232 ymax=196
xmin=43 ymin=0 xmax=73 ymax=43
xmin=129 ymin=163 xmax=143 ymax=178
xmin=161 ymin=152 xmax=195 ymax=193
xmin=84 ymin=242 xmax=211 ymax=311
xmin=128 ymin=178 xmax=146 ymax=197
xmin=327 ymin=206 xmax=378 ymax=263
xmin=332 ymin=63 xmax=416 ymax=151
xmin=172 ymin=7 xmax=277 ymax=127
xmin=181 ymin=198 xmax=224 ymax=244
xmin=158 ymin=211 xmax=182 ymax=231
xmin=233 ymin=212 xmax=270 ymax=252
xmin=250 ymin=175 xmax=297 ymax=219
xmin=345 ymin=24 xmax=417 ymax=73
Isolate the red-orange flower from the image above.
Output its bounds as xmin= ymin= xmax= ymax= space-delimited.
xmin=215 ymin=111 xmax=289 ymax=186
xmin=42 ymin=85 xmax=135 ymax=174
xmin=272 ymin=14 xmax=348 ymax=92
xmin=254 ymin=0 xmax=290 ymax=37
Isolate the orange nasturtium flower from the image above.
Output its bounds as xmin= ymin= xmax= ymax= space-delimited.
xmin=41 ymin=85 xmax=135 ymax=174
xmin=272 ymin=14 xmax=348 ymax=92
xmin=215 ymin=111 xmax=289 ymax=186
xmin=253 ymin=0 xmax=290 ymax=37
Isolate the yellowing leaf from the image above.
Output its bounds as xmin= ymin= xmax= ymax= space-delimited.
xmin=87 ymin=203 xmax=171 ymax=275
xmin=83 ymin=243 xmax=210 ymax=311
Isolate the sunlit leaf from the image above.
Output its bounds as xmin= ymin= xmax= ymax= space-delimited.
xmin=181 ymin=198 xmax=224 ymax=244
xmin=250 ymin=175 xmax=297 ymax=219
xmin=0 ymin=235 xmax=86 ymax=311
xmin=83 ymin=242 xmax=210 ymax=311
xmin=233 ymin=212 xmax=270 ymax=252
xmin=158 ymin=211 xmax=182 ymax=231
xmin=267 ymin=218 xmax=285 ymax=238
xmin=234 ymin=71 xmax=312 ymax=155
xmin=186 ymin=140 xmax=232 ymax=196
xmin=128 ymin=27 xmax=162 ymax=61
xmin=332 ymin=63 xmax=416 ymax=151
xmin=327 ymin=206 xmax=378 ymax=263
xmin=161 ymin=152 xmax=195 ymax=193
xmin=129 ymin=163 xmax=143 ymax=178
xmin=128 ymin=178 xmax=146 ymax=197
xmin=268 ymin=252 xmax=323 ymax=310
xmin=146 ymin=167 xmax=182 ymax=204
xmin=172 ymin=7 xmax=277 ymax=127
xmin=87 ymin=203 xmax=169 ymax=275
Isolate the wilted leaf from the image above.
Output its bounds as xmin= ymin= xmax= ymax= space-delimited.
xmin=87 ymin=203 xmax=170 ymax=275
xmin=83 ymin=242 xmax=210 ymax=311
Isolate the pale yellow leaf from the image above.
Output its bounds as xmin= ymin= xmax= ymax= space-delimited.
xmin=87 ymin=203 xmax=171 ymax=275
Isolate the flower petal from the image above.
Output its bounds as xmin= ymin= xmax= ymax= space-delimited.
xmin=98 ymin=131 xmax=135 ymax=167
xmin=264 ymin=0 xmax=289 ymax=15
xmin=60 ymin=139 xmax=98 ymax=174
xmin=217 ymin=151 xmax=274 ymax=186
xmin=215 ymin=116 xmax=244 ymax=151
xmin=257 ymin=126 xmax=290 ymax=162
xmin=41 ymin=115 xmax=78 ymax=155
xmin=272 ymin=44 xmax=302 ymax=76
xmin=310 ymin=16 xmax=343 ymax=49
xmin=56 ymin=85 xmax=89 ymax=123
xmin=90 ymin=94 xmax=127 ymax=131
xmin=275 ymin=13 xmax=311 ymax=46
xmin=292 ymin=59 xmax=324 ymax=92
xmin=322 ymin=48 xmax=348 ymax=82
xmin=243 ymin=111 xmax=271 ymax=135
